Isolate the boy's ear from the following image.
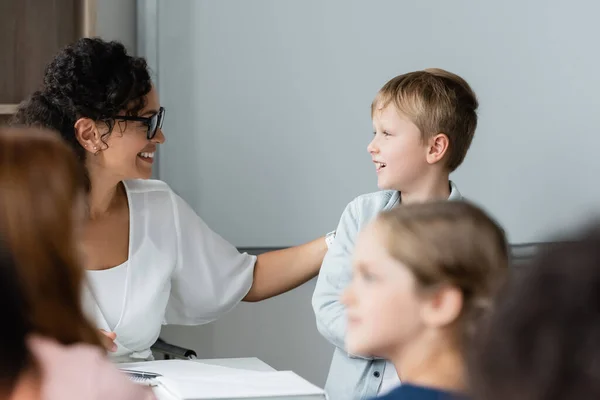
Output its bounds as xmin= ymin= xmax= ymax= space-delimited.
xmin=421 ymin=285 xmax=463 ymax=328
xmin=426 ymin=133 xmax=450 ymax=165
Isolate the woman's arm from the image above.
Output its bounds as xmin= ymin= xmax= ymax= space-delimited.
xmin=243 ymin=236 xmax=328 ymax=302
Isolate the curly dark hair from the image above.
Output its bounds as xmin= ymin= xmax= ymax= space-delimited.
xmin=11 ymin=38 xmax=152 ymax=185
xmin=469 ymin=226 xmax=600 ymax=399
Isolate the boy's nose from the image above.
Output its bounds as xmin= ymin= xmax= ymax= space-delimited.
xmin=367 ymin=137 xmax=379 ymax=154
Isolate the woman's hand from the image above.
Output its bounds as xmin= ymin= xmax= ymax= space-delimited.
xmin=99 ymin=329 xmax=118 ymax=352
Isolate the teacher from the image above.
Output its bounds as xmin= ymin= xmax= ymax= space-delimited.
xmin=12 ymin=38 xmax=331 ymax=362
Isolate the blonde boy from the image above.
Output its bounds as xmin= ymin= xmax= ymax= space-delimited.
xmin=312 ymin=69 xmax=479 ymax=400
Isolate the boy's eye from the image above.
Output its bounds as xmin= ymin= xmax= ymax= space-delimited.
xmin=372 ymin=131 xmax=391 ymax=137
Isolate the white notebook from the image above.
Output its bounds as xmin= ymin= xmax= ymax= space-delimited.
xmin=119 ymin=360 xmax=325 ymax=400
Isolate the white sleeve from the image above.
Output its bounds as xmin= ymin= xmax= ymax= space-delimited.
xmin=164 ymin=192 xmax=256 ymax=325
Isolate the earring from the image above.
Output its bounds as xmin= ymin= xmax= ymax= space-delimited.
xmin=93 ymin=146 xmax=97 ymax=150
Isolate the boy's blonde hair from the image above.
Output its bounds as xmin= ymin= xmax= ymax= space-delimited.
xmin=371 ymin=68 xmax=478 ymax=171
xmin=374 ymin=201 xmax=508 ymax=345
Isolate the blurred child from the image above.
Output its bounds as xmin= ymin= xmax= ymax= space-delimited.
xmin=343 ymin=201 xmax=508 ymax=399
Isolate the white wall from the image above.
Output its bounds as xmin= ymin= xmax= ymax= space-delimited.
xmin=95 ymin=0 xmax=137 ymax=54
xmin=154 ymin=0 xmax=600 ymax=247
xmin=142 ymin=0 xmax=600 ymax=388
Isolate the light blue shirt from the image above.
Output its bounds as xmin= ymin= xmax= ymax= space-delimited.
xmin=312 ymin=183 xmax=463 ymax=400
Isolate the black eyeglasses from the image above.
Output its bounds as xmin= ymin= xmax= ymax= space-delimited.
xmin=113 ymin=107 xmax=165 ymax=140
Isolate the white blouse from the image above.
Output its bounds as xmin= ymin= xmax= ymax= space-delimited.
xmin=83 ymin=179 xmax=256 ymax=362
xmin=86 ymin=263 xmax=128 ymax=330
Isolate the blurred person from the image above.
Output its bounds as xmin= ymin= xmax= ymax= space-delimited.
xmin=342 ymin=201 xmax=508 ymax=400
xmin=470 ymin=225 xmax=600 ymax=400
xmin=0 ymin=127 xmax=154 ymax=399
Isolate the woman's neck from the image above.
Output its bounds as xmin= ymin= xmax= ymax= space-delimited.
xmin=391 ymin=336 xmax=466 ymax=393
xmin=87 ymin=171 xmax=128 ymax=219
xmin=88 ymin=181 xmax=123 ymax=218
xmin=85 ymin=160 xmax=127 ymax=218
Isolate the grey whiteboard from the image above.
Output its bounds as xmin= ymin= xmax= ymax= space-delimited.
xmin=152 ymin=0 xmax=600 ymax=247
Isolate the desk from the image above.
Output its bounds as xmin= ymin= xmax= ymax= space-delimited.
xmin=151 ymin=357 xmax=326 ymax=400
xmin=192 ymin=357 xmax=275 ymax=372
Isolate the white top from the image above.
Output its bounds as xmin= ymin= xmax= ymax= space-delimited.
xmin=86 ymin=263 xmax=128 ymax=330
xmin=378 ymin=361 xmax=400 ymax=395
xmin=82 ymin=179 xmax=256 ymax=362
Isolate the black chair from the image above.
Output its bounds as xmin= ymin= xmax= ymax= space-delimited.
xmin=151 ymin=337 xmax=197 ymax=360
xmin=509 ymin=241 xmax=565 ymax=268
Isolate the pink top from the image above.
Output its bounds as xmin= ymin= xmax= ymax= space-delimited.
xmin=27 ymin=335 xmax=156 ymax=400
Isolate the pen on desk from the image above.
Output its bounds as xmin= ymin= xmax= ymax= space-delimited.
xmin=120 ymin=369 xmax=162 ymax=379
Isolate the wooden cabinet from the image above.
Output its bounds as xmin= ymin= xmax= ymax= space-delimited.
xmin=0 ymin=0 xmax=96 ymax=122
